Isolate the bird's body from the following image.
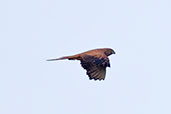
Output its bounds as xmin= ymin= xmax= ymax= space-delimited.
xmin=47 ymin=48 xmax=115 ymax=81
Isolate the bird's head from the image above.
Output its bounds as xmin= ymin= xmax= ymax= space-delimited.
xmin=104 ymin=48 xmax=116 ymax=56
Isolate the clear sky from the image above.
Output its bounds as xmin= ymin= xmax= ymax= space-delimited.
xmin=0 ymin=0 xmax=171 ymax=114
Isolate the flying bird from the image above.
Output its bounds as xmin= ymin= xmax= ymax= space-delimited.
xmin=47 ymin=48 xmax=115 ymax=81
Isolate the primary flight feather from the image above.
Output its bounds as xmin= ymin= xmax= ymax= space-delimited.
xmin=47 ymin=48 xmax=115 ymax=81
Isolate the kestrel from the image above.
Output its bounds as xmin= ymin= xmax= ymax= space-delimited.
xmin=47 ymin=48 xmax=115 ymax=80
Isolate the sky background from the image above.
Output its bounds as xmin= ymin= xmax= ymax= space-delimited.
xmin=0 ymin=0 xmax=171 ymax=114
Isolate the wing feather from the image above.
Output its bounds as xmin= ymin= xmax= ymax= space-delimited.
xmin=80 ymin=55 xmax=109 ymax=80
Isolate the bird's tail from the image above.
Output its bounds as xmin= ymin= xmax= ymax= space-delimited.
xmin=47 ymin=54 xmax=81 ymax=61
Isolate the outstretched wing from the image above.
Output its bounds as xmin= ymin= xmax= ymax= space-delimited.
xmin=80 ymin=55 xmax=110 ymax=80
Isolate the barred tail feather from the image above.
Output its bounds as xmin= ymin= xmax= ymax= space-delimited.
xmin=47 ymin=56 xmax=70 ymax=61
xmin=47 ymin=54 xmax=81 ymax=61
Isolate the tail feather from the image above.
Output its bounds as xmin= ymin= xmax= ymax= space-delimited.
xmin=47 ymin=54 xmax=81 ymax=61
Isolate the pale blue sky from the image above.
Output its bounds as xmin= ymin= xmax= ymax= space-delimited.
xmin=0 ymin=0 xmax=171 ymax=114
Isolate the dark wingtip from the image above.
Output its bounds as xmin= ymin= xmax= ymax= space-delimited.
xmin=89 ymin=77 xmax=104 ymax=81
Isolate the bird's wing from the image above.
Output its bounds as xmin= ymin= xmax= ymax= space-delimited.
xmin=80 ymin=54 xmax=110 ymax=80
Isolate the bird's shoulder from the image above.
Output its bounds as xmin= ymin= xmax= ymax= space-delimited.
xmin=81 ymin=49 xmax=106 ymax=58
xmin=80 ymin=53 xmax=110 ymax=68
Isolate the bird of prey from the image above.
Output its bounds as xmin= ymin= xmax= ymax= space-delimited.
xmin=47 ymin=48 xmax=115 ymax=81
